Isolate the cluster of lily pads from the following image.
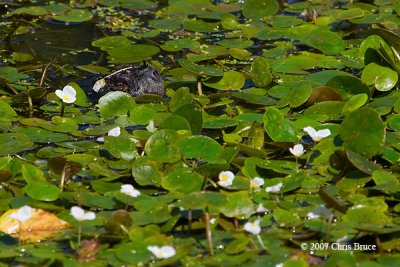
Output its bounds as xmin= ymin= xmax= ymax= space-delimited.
xmin=1 ymin=0 xmax=400 ymax=266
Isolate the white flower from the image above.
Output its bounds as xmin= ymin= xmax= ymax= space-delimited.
xmin=244 ymin=219 xmax=261 ymax=235
xmin=303 ymin=126 xmax=331 ymax=142
xmin=108 ymin=127 xmax=121 ymax=137
xmin=8 ymin=205 xmax=33 ymax=222
xmin=256 ymin=203 xmax=269 ymax=213
xmin=275 ymin=263 xmax=284 ymax=267
xmin=146 ymin=120 xmax=157 ymax=133
xmin=218 ymin=171 xmax=234 ymax=188
xmin=265 ymin=182 xmax=283 ymax=193
xmin=250 ymin=177 xmax=264 ymax=189
xmin=307 ymin=205 xmax=332 ymax=220
xmin=147 ymin=245 xmax=176 ymax=259
xmin=289 ymin=144 xmax=305 ymax=157
xmin=55 ymin=85 xmax=76 ymax=104
xmin=70 ymin=206 xmax=96 ymax=221
xmin=120 ymin=184 xmax=141 ymax=197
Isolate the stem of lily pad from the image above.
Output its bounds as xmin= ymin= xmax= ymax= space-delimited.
xmin=295 ymin=157 xmax=299 ymax=173
xmin=197 ymin=81 xmax=203 ymax=96
xmin=256 ymin=234 xmax=266 ymax=250
xmin=188 ymin=208 xmax=192 ymax=233
xmin=204 ymin=208 xmax=214 ymax=255
xmin=60 ymin=102 xmax=65 ymax=117
xmin=77 ymin=224 xmax=82 ymax=247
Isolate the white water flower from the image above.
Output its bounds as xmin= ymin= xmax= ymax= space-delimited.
xmin=147 ymin=245 xmax=176 ymax=259
xmin=70 ymin=206 xmax=96 ymax=221
xmin=8 ymin=205 xmax=33 ymax=222
xmin=146 ymin=120 xmax=157 ymax=133
xmin=250 ymin=177 xmax=264 ymax=189
xmin=244 ymin=219 xmax=261 ymax=235
xmin=120 ymin=184 xmax=141 ymax=198
xmin=303 ymin=126 xmax=331 ymax=142
xmin=256 ymin=203 xmax=269 ymax=213
xmin=265 ymin=182 xmax=283 ymax=193
xmin=275 ymin=263 xmax=284 ymax=267
xmin=108 ymin=127 xmax=121 ymax=137
xmin=289 ymin=144 xmax=305 ymax=157
xmin=218 ymin=171 xmax=234 ymax=188
xmin=55 ymin=85 xmax=76 ymax=104
xmin=307 ymin=205 xmax=332 ymax=220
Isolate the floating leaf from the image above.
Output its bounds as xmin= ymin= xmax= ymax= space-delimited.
xmin=242 ymin=0 xmax=279 ymax=20
xmin=53 ymin=9 xmax=93 ymax=23
xmin=0 ymin=207 xmax=71 ymax=242
xmin=180 ymin=135 xmax=222 ymax=162
xmin=131 ymin=157 xmax=162 ymax=186
xmin=263 ymin=107 xmax=297 ymax=142
xmin=0 ymin=100 xmax=17 ymax=118
xmin=203 ymin=70 xmax=245 ymax=90
xmin=104 ymin=136 xmax=137 ymax=161
xmin=340 ymin=108 xmax=385 ymax=158
xmin=0 ymin=133 xmax=35 ymax=156
xmin=361 ymin=63 xmax=398 ymax=91
xmin=179 ymin=59 xmax=223 ymax=77
xmin=24 ymin=182 xmax=60 ymax=201
xmin=145 ymin=129 xmax=181 ymax=163
xmin=162 ymin=168 xmax=203 ymax=194
xmin=98 ymin=91 xmax=136 ymax=119
xmin=250 ymin=57 xmax=273 ymax=88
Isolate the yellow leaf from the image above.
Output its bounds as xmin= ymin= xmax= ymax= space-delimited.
xmin=0 ymin=207 xmax=71 ymax=242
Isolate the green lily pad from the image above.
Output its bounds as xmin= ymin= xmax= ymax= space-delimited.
xmin=342 ymin=94 xmax=369 ymax=115
xmin=220 ymin=191 xmax=254 ymax=219
xmin=169 ymin=87 xmax=193 ymax=112
xmin=104 ymin=136 xmax=137 ymax=161
xmin=361 ymin=63 xmax=398 ymax=92
xmin=216 ymin=39 xmax=254 ymax=49
xmin=92 ymin=36 xmax=131 ymax=51
xmin=242 ymin=0 xmax=280 ymax=20
xmin=263 ymin=107 xmax=297 ymax=142
xmin=24 ymin=182 xmax=60 ymax=202
xmin=161 ymin=168 xmax=203 ymax=194
xmin=145 ymin=129 xmax=181 ymax=163
xmin=273 ymin=208 xmax=301 ymax=227
xmin=8 ymin=6 xmax=48 ymax=16
xmin=326 ymin=75 xmax=371 ymax=100
xmin=98 ymin=91 xmax=136 ymax=119
xmin=250 ymin=57 xmax=273 ymax=88
xmin=203 ymin=70 xmax=245 ymax=91
xmin=53 ymin=8 xmax=93 ymax=23
xmin=0 ymin=133 xmax=35 ymax=156
xmin=13 ymin=127 xmax=69 ymax=143
xmin=131 ymin=157 xmax=162 ymax=186
xmin=130 ymin=105 xmax=155 ymax=125
xmin=340 ymin=108 xmax=385 ymax=158
xmin=183 ymin=19 xmax=220 ymax=33
xmin=0 ymin=100 xmax=17 ymax=118
xmin=346 ymin=150 xmax=381 ymax=175
xmin=161 ymin=39 xmax=200 ymax=52
xmin=179 ymin=59 xmax=223 ymax=77
xmin=107 ymin=44 xmax=160 ymax=63
xmin=174 ymin=104 xmax=203 ymax=135
xmin=180 ymin=135 xmax=222 ymax=162
xmin=0 ymin=67 xmax=30 ymax=82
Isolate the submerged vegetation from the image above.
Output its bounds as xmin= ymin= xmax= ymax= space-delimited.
xmin=1 ymin=0 xmax=400 ymax=266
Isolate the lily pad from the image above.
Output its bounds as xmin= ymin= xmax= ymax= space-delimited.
xmin=361 ymin=63 xmax=398 ymax=91
xmin=340 ymin=108 xmax=385 ymax=158
xmin=250 ymin=57 xmax=273 ymax=88
xmin=161 ymin=168 xmax=203 ymax=194
xmin=180 ymin=135 xmax=222 ymax=162
xmin=203 ymin=70 xmax=245 ymax=90
xmin=0 ymin=133 xmax=35 ymax=156
xmin=98 ymin=91 xmax=136 ymax=119
xmin=145 ymin=129 xmax=181 ymax=163
xmin=53 ymin=9 xmax=93 ymax=23
xmin=242 ymin=0 xmax=280 ymax=20
xmin=263 ymin=107 xmax=297 ymax=142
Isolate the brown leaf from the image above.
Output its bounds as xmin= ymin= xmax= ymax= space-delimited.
xmin=0 ymin=207 xmax=71 ymax=242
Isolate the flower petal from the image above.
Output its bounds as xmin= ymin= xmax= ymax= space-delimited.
xmin=55 ymin=90 xmax=64 ymax=100
xmin=63 ymin=85 xmax=76 ymax=97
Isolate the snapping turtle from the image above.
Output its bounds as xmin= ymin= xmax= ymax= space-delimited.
xmin=92 ymin=62 xmax=164 ymax=97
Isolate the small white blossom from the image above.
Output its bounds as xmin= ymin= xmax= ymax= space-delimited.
xmin=289 ymin=144 xmax=305 ymax=157
xmin=210 ymin=218 xmax=217 ymax=224
xmin=256 ymin=203 xmax=269 ymax=213
xmin=147 ymin=245 xmax=176 ymax=259
xmin=218 ymin=171 xmax=234 ymax=188
xmin=70 ymin=206 xmax=96 ymax=221
xmin=120 ymin=184 xmax=141 ymax=198
xmin=265 ymin=182 xmax=283 ymax=193
xmin=146 ymin=120 xmax=157 ymax=133
xmin=108 ymin=127 xmax=121 ymax=137
xmin=8 ymin=205 xmax=33 ymax=222
xmin=250 ymin=177 xmax=264 ymax=189
xmin=244 ymin=219 xmax=261 ymax=235
xmin=307 ymin=205 xmax=332 ymax=220
xmin=55 ymin=85 xmax=76 ymax=104
xmin=275 ymin=263 xmax=284 ymax=267
xmin=303 ymin=126 xmax=331 ymax=142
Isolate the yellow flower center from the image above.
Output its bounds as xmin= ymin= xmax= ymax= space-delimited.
xmin=156 ymin=251 xmax=163 ymax=258
xmin=63 ymin=96 xmax=70 ymax=101
xmin=220 ymin=175 xmax=228 ymax=181
xmin=251 ymin=182 xmax=258 ymax=188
